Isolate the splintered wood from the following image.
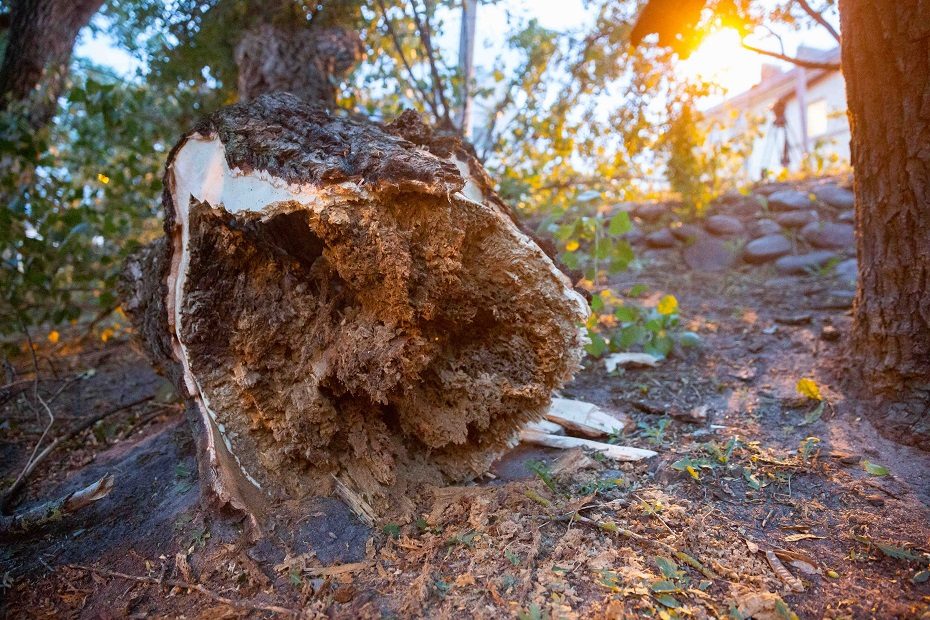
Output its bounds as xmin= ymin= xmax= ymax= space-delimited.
xmin=520 ymin=397 xmax=656 ymax=462
xmin=120 ymin=93 xmax=590 ymax=526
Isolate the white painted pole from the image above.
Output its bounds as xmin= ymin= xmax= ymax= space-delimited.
xmin=457 ymin=0 xmax=477 ymax=137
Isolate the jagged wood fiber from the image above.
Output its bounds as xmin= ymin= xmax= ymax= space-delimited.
xmin=122 ymin=93 xmax=588 ymax=524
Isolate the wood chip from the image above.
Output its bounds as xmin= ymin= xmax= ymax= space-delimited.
xmin=546 ymin=397 xmax=629 ymax=437
xmin=524 ymin=419 xmax=565 ymax=435
xmin=304 ymin=562 xmax=369 ymax=577
xmin=518 ymin=429 xmax=657 ymax=461
xmin=765 ymin=550 xmax=805 ymax=592
xmin=604 ymin=352 xmax=660 ymax=372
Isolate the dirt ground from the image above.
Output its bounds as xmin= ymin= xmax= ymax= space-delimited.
xmin=2 ymin=183 xmax=929 ymax=619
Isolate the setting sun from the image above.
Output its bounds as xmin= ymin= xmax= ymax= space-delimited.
xmin=677 ymin=27 xmax=762 ymax=96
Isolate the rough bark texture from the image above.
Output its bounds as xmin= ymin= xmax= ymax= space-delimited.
xmin=840 ymin=0 xmax=930 ymax=447
xmin=235 ymin=24 xmax=363 ymax=106
xmin=0 ymin=0 xmax=104 ymax=128
xmin=121 ymin=93 xmax=588 ymax=526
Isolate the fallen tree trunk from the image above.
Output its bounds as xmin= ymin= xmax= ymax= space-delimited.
xmin=121 ymin=93 xmax=588 ymax=526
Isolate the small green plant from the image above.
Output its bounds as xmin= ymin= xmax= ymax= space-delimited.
xmin=637 ymin=417 xmax=671 ymax=446
xmin=526 ymin=459 xmax=558 ymax=494
xmin=545 ymin=190 xmax=635 ymax=286
xmin=585 ymin=289 xmax=699 ymax=359
xmin=444 ymin=530 xmax=477 ymax=548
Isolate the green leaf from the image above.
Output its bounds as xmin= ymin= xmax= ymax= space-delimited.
xmin=799 ymin=401 xmax=824 ymax=426
xmin=861 ymin=460 xmax=890 ymax=476
xmin=743 ymin=468 xmax=762 ymax=490
xmin=628 ymin=284 xmax=648 ymax=297
xmin=608 ymin=211 xmax=631 ymax=235
xmin=382 ymin=524 xmax=401 ymax=539
xmin=618 ymin=325 xmax=647 ymax=348
xmin=912 ymin=569 xmax=930 ymax=584
xmin=650 ymin=579 xmax=678 ymax=593
xmin=585 ymin=332 xmax=608 ymax=358
xmin=853 ymin=534 xmax=925 ymax=561
xmin=654 ymin=556 xmax=681 ymax=580
xmin=874 ymin=541 xmax=923 ymax=562
xmin=654 ymin=593 xmax=680 ymax=608
xmin=613 ymin=306 xmax=638 ymax=322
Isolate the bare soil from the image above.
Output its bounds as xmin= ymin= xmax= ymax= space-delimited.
xmin=2 ymin=200 xmax=929 ymax=619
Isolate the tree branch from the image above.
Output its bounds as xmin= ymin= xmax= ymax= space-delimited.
xmin=795 ymin=0 xmax=841 ymax=43
xmin=374 ymin=0 xmax=437 ymax=117
xmin=741 ymin=42 xmax=840 ymax=70
xmin=0 ymin=474 xmax=114 ymax=536
xmin=0 ymin=394 xmax=154 ymax=512
xmin=409 ymin=0 xmax=453 ymax=126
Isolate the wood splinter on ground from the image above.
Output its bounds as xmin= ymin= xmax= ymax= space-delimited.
xmin=120 ymin=93 xmax=590 ymax=527
xmin=519 ymin=429 xmax=658 ymax=462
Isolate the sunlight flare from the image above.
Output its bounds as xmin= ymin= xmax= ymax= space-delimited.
xmin=677 ymin=27 xmax=762 ymax=96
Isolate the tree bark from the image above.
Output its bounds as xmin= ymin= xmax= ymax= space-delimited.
xmin=234 ymin=23 xmax=362 ymax=106
xmin=840 ymin=0 xmax=930 ymax=447
xmin=120 ymin=93 xmax=588 ymax=528
xmin=0 ymin=0 xmax=104 ymax=129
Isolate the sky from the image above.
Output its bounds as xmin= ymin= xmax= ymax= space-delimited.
xmin=75 ymin=1 xmax=841 ymax=103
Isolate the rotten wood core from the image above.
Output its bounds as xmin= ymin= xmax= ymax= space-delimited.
xmin=121 ymin=93 xmax=588 ymax=525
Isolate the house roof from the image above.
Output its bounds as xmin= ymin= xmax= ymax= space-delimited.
xmin=705 ymin=46 xmax=841 ymax=117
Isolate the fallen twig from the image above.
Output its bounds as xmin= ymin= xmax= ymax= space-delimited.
xmin=1 ymin=395 xmax=154 ymax=512
xmin=0 ymin=474 xmax=114 ymax=536
xmin=69 ymin=564 xmax=299 ymax=617
xmin=6 ymin=322 xmax=57 ymax=512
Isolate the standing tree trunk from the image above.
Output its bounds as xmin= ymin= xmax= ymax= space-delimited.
xmin=234 ymin=23 xmax=362 ymax=106
xmin=840 ymin=0 xmax=930 ymax=448
xmin=0 ymin=0 xmax=104 ymax=129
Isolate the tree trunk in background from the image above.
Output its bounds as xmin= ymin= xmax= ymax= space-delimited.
xmin=0 ymin=0 xmax=104 ymax=129
xmin=234 ymin=23 xmax=363 ymax=106
xmin=840 ymin=0 xmax=930 ymax=448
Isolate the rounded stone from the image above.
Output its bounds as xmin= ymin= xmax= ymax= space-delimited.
xmin=838 ymin=210 xmax=855 ymax=223
xmin=669 ymin=222 xmax=704 ymax=242
xmin=755 ymin=182 xmax=793 ymax=196
xmin=704 ymin=214 xmax=745 ymax=237
xmin=814 ymin=184 xmax=855 ymax=209
xmin=683 ymin=237 xmax=738 ymax=272
xmin=645 ymin=228 xmax=677 ymax=248
xmin=634 ymin=202 xmax=667 ymax=223
xmin=753 ymin=218 xmax=782 ymax=236
xmin=800 ymin=221 xmax=855 ymax=249
xmin=767 ymin=189 xmax=813 ymax=212
xmin=775 ymin=210 xmax=818 ymax=229
xmin=834 ymin=258 xmax=857 ymax=285
xmin=774 ymin=251 xmax=838 ymax=274
xmin=743 ymin=234 xmax=792 ymax=264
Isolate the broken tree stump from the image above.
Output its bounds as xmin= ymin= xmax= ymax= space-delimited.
xmin=121 ymin=93 xmax=589 ymax=525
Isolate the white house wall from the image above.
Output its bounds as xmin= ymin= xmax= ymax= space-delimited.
xmin=703 ymin=67 xmax=850 ymax=180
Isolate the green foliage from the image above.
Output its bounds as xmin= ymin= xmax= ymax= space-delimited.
xmin=0 ymin=67 xmax=188 ymax=337
xmin=526 ymin=459 xmax=558 ymax=495
xmin=541 ymin=191 xmax=634 ymax=284
xmin=586 ymin=288 xmax=694 ymax=360
xmin=0 ymin=0 xmax=807 ymax=344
